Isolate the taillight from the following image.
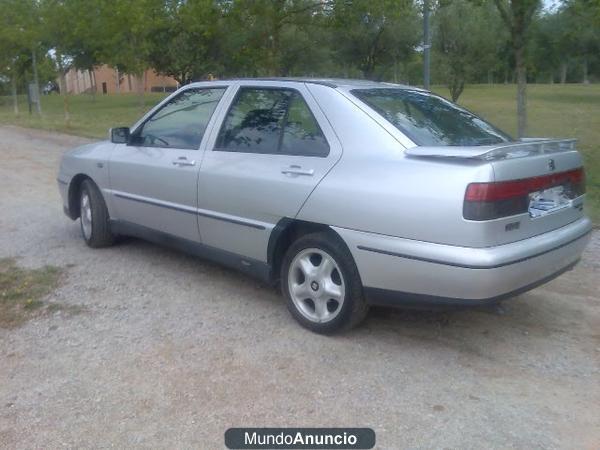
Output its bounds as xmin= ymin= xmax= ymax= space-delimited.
xmin=464 ymin=167 xmax=585 ymax=220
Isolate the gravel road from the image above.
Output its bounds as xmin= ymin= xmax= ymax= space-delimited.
xmin=0 ymin=125 xmax=599 ymax=449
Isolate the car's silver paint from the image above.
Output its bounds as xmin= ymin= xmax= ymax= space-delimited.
xmin=108 ymin=145 xmax=203 ymax=242
xmin=59 ymin=141 xmax=113 ymax=189
xmin=195 ymin=80 xmax=343 ymax=262
xmin=57 ymin=78 xmax=590 ymax=303
xmin=106 ymin=83 xmax=234 ymax=243
xmin=334 ymin=217 xmax=591 ymax=299
xmin=404 ymin=138 xmax=577 ymax=159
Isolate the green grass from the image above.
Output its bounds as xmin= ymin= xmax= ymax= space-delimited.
xmin=0 ymin=84 xmax=598 ymax=223
xmin=0 ymin=92 xmax=168 ymax=138
xmin=437 ymin=84 xmax=600 ymax=224
xmin=0 ymin=258 xmax=71 ymax=328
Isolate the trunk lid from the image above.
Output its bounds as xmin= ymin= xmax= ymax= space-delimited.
xmin=406 ymin=139 xmax=586 ymax=245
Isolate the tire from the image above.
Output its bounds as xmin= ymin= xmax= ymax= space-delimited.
xmin=79 ymin=179 xmax=114 ymax=248
xmin=281 ymin=231 xmax=368 ymax=334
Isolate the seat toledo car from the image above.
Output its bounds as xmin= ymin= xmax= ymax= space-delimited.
xmin=57 ymin=78 xmax=591 ymax=333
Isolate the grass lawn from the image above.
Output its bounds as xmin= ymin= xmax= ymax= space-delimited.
xmin=446 ymin=84 xmax=600 ymax=225
xmin=0 ymin=258 xmax=76 ymax=328
xmin=0 ymin=84 xmax=598 ymax=223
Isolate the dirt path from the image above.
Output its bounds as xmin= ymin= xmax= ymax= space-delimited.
xmin=0 ymin=125 xmax=599 ymax=449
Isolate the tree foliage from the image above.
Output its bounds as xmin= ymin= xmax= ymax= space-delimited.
xmin=0 ymin=0 xmax=599 ymax=102
xmin=433 ymin=0 xmax=506 ymax=100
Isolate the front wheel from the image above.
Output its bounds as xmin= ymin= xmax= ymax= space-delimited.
xmin=79 ymin=179 xmax=115 ymax=248
xmin=281 ymin=232 xmax=368 ymax=334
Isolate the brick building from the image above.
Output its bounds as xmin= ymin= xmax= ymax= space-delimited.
xmin=63 ymin=65 xmax=179 ymax=95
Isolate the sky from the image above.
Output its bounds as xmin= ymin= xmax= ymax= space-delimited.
xmin=542 ymin=0 xmax=561 ymax=11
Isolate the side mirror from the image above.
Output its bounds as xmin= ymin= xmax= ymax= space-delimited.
xmin=110 ymin=127 xmax=130 ymax=144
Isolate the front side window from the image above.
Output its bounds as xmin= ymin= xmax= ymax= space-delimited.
xmin=215 ymin=88 xmax=329 ymax=157
xmin=352 ymin=88 xmax=513 ymax=146
xmin=133 ymin=88 xmax=226 ymax=149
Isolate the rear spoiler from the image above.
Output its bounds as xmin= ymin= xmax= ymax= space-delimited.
xmin=404 ymin=138 xmax=577 ymax=161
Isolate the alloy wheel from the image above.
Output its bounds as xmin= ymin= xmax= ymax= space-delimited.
xmin=80 ymin=192 xmax=92 ymax=239
xmin=288 ymin=248 xmax=345 ymax=323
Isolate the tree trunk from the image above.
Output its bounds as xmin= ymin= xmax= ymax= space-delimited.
xmin=449 ymin=76 xmax=465 ymax=102
xmin=61 ymin=72 xmax=70 ymax=124
xmin=582 ymin=58 xmax=589 ymax=84
xmin=115 ymin=67 xmax=121 ymax=94
xmin=423 ymin=0 xmax=431 ymax=90
xmin=560 ymin=62 xmax=567 ymax=84
xmin=56 ymin=52 xmax=70 ymax=124
xmin=31 ymin=48 xmax=42 ymax=114
xmin=515 ymin=46 xmax=527 ymax=138
xmin=137 ymin=73 xmax=145 ymax=109
xmin=11 ymin=75 xmax=19 ymax=116
xmin=88 ymin=69 xmax=96 ymax=101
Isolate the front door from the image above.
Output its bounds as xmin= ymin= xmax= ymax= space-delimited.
xmin=197 ymin=83 xmax=342 ymax=262
xmin=108 ymin=86 xmax=228 ymax=242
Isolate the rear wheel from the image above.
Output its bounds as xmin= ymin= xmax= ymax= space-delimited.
xmin=281 ymin=232 xmax=368 ymax=334
xmin=79 ymin=179 xmax=114 ymax=248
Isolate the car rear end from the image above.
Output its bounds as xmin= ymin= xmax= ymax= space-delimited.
xmin=380 ymin=139 xmax=591 ymax=304
xmin=309 ymin=84 xmax=592 ymax=306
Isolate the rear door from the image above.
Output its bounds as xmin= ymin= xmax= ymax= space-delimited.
xmin=197 ymin=82 xmax=342 ymax=262
xmin=108 ymin=86 xmax=228 ymax=242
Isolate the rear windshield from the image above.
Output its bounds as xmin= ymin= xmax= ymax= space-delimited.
xmin=351 ymin=88 xmax=513 ymax=146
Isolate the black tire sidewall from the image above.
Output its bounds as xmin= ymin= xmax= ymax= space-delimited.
xmin=79 ymin=179 xmax=113 ymax=248
xmin=281 ymin=232 xmax=366 ymax=334
xmin=79 ymin=183 xmax=93 ymax=245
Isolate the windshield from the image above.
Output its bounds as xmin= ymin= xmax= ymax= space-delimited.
xmin=351 ymin=88 xmax=513 ymax=146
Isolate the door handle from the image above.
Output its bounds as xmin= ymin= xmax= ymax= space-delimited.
xmin=281 ymin=165 xmax=314 ymax=176
xmin=172 ymin=157 xmax=196 ymax=167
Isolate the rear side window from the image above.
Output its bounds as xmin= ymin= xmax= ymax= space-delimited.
xmin=352 ymin=88 xmax=513 ymax=146
xmin=215 ymin=88 xmax=329 ymax=157
xmin=132 ymin=88 xmax=226 ymax=149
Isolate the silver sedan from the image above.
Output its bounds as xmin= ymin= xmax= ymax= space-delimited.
xmin=57 ymin=78 xmax=591 ymax=333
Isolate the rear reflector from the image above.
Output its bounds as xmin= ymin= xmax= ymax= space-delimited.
xmin=464 ymin=167 xmax=585 ymax=220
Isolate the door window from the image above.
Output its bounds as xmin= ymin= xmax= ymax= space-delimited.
xmin=215 ymin=88 xmax=329 ymax=157
xmin=132 ymin=87 xmax=226 ymax=149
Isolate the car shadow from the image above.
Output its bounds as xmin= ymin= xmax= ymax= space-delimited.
xmin=108 ymin=235 xmax=596 ymax=358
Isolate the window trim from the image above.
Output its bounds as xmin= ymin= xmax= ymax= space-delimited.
xmin=212 ymin=86 xmax=330 ymax=158
xmin=129 ymin=86 xmax=228 ymax=151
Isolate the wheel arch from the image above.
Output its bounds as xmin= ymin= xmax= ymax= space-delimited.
xmin=67 ymin=174 xmax=94 ymax=220
xmin=267 ymin=218 xmax=349 ymax=283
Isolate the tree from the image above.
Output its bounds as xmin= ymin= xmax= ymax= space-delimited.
xmin=433 ymin=0 xmax=506 ymax=101
xmin=493 ymin=0 xmax=541 ymax=137
xmin=43 ymin=0 xmax=110 ymax=98
xmin=563 ymin=0 xmax=600 ymax=83
xmin=331 ymin=0 xmax=419 ymax=79
xmin=0 ymin=0 xmax=46 ymax=114
xmin=222 ymin=0 xmax=331 ymax=77
xmin=148 ymin=0 xmax=225 ymax=84
xmin=95 ymin=0 xmax=165 ymax=105
xmin=531 ymin=10 xmax=568 ymax=83
xmin=0 ymin=47 xmax=21 ymax=115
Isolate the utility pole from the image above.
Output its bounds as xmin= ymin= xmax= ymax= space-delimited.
xmin=423 ymin=0 xmax=431 ymax=90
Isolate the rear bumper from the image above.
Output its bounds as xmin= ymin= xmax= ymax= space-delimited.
xmin=333 ymin=217 xmax=592 ymax=305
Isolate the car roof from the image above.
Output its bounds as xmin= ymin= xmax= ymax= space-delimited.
xmin=187 ymin=77 xmax=425 ymax=91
